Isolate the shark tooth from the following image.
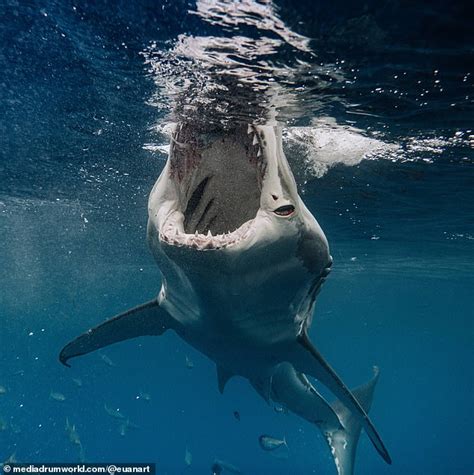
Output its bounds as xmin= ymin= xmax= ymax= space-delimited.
xmin=203 ymin=240 xmax=213 ymax=250
xmin=252 ymin=134 xmax=259 ymax=146
xmin=257 ymin=147 xmax=262 ymax=157
xmin=247 ymin=124 xmax=253 ymax=135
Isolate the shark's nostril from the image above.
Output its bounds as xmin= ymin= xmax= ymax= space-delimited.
xmin=272 ymin=194 xmax=278 ymax=200
xmin=274 ymin=205 xmax=295 ymax=216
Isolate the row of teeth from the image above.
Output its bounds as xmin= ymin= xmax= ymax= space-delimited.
xmin=160 ymin=221 xmax=254 ymax=250
xmin=247 ymin=125 xmax=267 ymax=179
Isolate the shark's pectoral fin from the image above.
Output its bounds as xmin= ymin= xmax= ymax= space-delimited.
xmin=288 ymin=330 xmax=391 ymax=465
xmin=216 ymin=366 xmax=234 ymax=394
xmin=59 ymin=299 xmax=177 ymax=367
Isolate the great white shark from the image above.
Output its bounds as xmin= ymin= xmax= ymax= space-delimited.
xmin=60 ymin=122 xmax=391 ymax=474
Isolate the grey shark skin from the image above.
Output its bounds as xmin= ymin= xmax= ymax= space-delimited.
xmin=59 ymin=123 xmax=391 ymax=474
xmin=271 ymin=362 xmax=381 ymax=475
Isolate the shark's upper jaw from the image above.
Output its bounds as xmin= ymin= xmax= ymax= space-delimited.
xmin=159 ymin=123 xmax=274 ymax=251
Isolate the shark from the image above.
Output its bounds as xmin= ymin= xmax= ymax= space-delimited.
xmin=59 ymin=122 xmax=391 ymax=474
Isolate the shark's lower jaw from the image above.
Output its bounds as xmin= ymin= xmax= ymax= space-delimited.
xmin=159 ymin=213 xmax=255 ymax=250
xmin=159 ymin=123 xmax=266 ymax=251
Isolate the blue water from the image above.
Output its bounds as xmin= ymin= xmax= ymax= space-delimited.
xmin=1 ymin=1 xmax=473 ymax=474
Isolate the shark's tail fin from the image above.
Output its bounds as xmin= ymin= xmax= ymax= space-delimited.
xmin=269 ymin=363 xmax=381 ymax=475
xmin=321 ymin=366 xmax=380 ymax=475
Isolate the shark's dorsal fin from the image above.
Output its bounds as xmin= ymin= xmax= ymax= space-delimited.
xmin=216 ymin=366 xmax=234 ymax=394
xmin=289 ymin=330 xmax=392 ymax=465
xmin=59 ymin=299 xmax=178 ymax=367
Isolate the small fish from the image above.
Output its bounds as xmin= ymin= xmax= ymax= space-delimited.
xmin=65 ymin=418 xmax=85 ymax=462
xmin=184 ymin=446 xmax=192 ymax=466
xmin=258 ymin=434 xmax=288 ymax=452
xmin=65 ymin=418 xmax=81 ymax=447
xmin=50 ymin=391 xmax=66 ymax=402
xmin=72 ymin=378 xmax=83 ymax=387
xmin=185 ymin=356 xmax=194 ymax=369
xmin=104 ymin=404 xmax=125 ymax=419
xmin=273 ymin=405 xmax=288 ymax=414
xmin=99 ymin=353 xmax=115 ymax=367
xmin=211 ymin=459 xmax=241 ymax=474
xmin=138 ymin=391 xmax=151 ymax=401
xmin=0 ymin=385 xmax=7 ymax=395
xmin=2 ymin=452 xmax=18 ymax=465
xmin=233 ymin=411 xmax=240 ymax=421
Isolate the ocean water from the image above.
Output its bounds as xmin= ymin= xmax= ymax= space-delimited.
xmin=0 ymin=1 xmax=473 ymax=474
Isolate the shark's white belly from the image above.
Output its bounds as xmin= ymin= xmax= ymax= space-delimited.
xmin=159 ymin=252 xmax=315 ymax=352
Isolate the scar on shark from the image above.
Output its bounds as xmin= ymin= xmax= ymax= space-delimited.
xmin=60 ymin=123 xmax=391 ymax=475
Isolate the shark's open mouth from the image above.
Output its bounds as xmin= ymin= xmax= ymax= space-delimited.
xmin=160 ymin=124 xmax=267 ymax=250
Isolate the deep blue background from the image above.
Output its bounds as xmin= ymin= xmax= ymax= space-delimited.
xmin=1 ymin=1 xmax=473 ymax=473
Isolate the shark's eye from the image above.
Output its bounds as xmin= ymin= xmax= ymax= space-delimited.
xmin=274 ymin=205 xmax=295 ymax=216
